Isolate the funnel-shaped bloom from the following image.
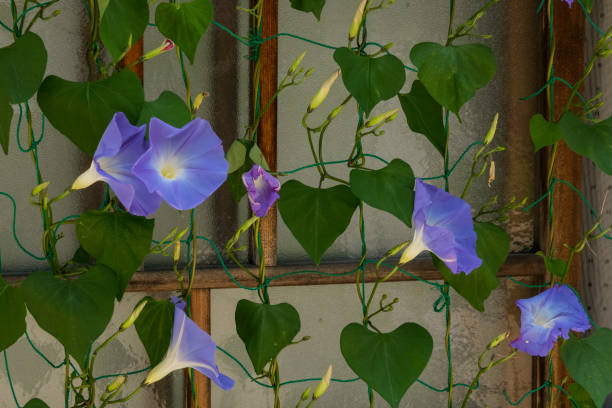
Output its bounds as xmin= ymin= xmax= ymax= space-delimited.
xmin=71 ymin=112 xmax=162 ymax=216
xmin=133 ymin=118 xmax=229 ymax=210
xmin=144 ymin=297 xmax=234 ymax=389
xmin=510 ymin=284 xmax=591 ymax=357
xmin=242 ymin=164 xmax=280 ymax=217
xmin=399 ymin=179 xmax=481 ymax=274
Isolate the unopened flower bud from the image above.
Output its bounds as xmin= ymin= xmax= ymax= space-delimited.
xmin=381 ymin=42 xmax=394 ymax=52
xmin=487 ymin=331 xmax=509 ymax=350
xmin=32 ymin=181 xmax=50 ymax=196
xmin=193 ymin=93 xmax=207 ymax=111
xmin=313 ymin=365 xmax=332 ymax=399
xmin=327 ymin=104 xmax=345 ymax=121
xmin=143 ymin=39 xmax=175 ymax=61
xmin=300 ymin=386 xmax=311 ymax=401
xmin=173 ymin=241 xmax=181 ymax=263
xmin=106 ymin=376 xmax=126 ymax=392
xmin=302 ymin=336 xmax=311 ymax=341
xmin=308 ymin=69 xmax=341 ymax=112
xmin=484 ymin=113 xmax=499 ymax=145
xmin=304 ymin=67 xmax=315 ymax=78
xmin=366 ymin=109 xmax=398 ymax=127
xmin=349 ymin=0 xmax=368 ymax=41
xmin=288 ymin=51 xmax=307 ymax=75
xmin=120 ymin=299 xmax=148 ymax=331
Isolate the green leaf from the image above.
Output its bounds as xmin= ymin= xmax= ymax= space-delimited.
xmin=248 ymin=144 xmax=270 ymax=170
xmin=134 ymin=297 xmax=174 ymax=366
xmin=37 ymin=70 xmax=144 ymax=156
xmin=289 ymin=0 xmax=326 ymax=20
xmin=536 ymin=251 xmax=567 ymax=278
xmin=582 ymin=0 xmax=595 ymax=13
xmin=0 ymin=277 xmax=26 ymax=352
xmin=561 ymin=328 xmax=612 ymax=408
xmin=137 ymin=91 xmax=191 ymax=128
xmin=23 ymin=399 xmax=51 ymax=408
xmin=99 ymin=0 xmax=149 ymax=61
xmin=350 ymin=159 xmax=415 ymax=227
xmin=398 ymin=80 xmax=445 ymax=156
xmin=0 ymin=32 xmax=47 ymax=103
xmin=155 ymin=0 xmax=214 ymax=63
xmin=22 ymin=266 xmax=118 ymax=364
xmin=278 ymin=180 xmax=359 ymax=264
xmin=340 ymin=322 xmax=433 ymax=408
xmin=567 ymin=383 xmax=597 ymax=408
xmin=226 ymin=139 xmax=248 ymax=174
xmin=411 ymin=42 xmax=496 ymax=116
xmin=559 ymin=112 xmax=612 ymax=175
xmin=435 ymin=222 xmax=509 ymax=312
xmin=333 ymin=47 xmax=406 ymax=116
xmin=0 ymin=94 xmax=12 ymax=155
xmin=529 ymin=114 xmax=562 ymax=152
xmin=235 ymin=299 xmax=301 ymax=374
xmin=77 ymin=210 xmax=154 ymax=299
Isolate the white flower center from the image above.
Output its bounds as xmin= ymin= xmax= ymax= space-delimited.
xmin=159 ymin=158 xmax=182 ymax=180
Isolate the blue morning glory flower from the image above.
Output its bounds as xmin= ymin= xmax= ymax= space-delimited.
xmin=133 ymin=118 xmax=229 ymax=210
xmin=399 ymin=179 xmax=481 ymax=274
xmin=562 ymin=0 xmax=573 ymax=6
xmin=71 ymin=112 xmax=162 ymax=216
xmin=510 ymin=284 xmax=591 ymax=357
xmin=242 ymin=164 xmax=280 ymax=217
xmin=144 ymin=297 xmax=234 ymax=390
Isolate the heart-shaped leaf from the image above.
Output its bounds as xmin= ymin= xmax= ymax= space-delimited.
xmin=290 ymin=0 xmax=326 ymax=20
xmin=226 ymin=139 xmax=248 ymax=174
xmin=37 ymin=70 xmax=144 ymax=156
xmin=561 ymin=328 xmax=612 ymax=408
xmin=434 ymin=222 xmax=509 ymax=312
xmin=536 ymin=251 xmax=567 ymax=278
xmin=410 ymin=42 xmax=496 ymax=116
xmin=77 ymin=210 xmax=154 ymax=299
xmin=559 ymin=112 xmax=612 ymax=175
xmin=0 ymin=94 xmax=12 ymax=154
xmin=0 ymin=32 xmax=47 ymax=103
xmin=135 ymin=297 xmax=174 ymax=366
xmin=529 ymin=114 xmax=562 ymax=152
xmin=340 ymin=322 xmax=433 ymax=408
xmin=567 ymin=383 xmax=597 ymax=408
xmin=350 ymin=159 xmax=415 ymax=227
xmin=137 ymin=90 xmax=191 ymax=128
xmin=235 ymin=300 xmax=301 ymax=374
xmin=22 ymin=266 xmax=118 ymax=364
xmin=0 ymin=277 xmax=26 ymax=352
xmin=23 ymin=399 xmax=51 ymax=408
xmin=155 ymin=0 xmax=213 ymax=63
xmin=398 ymin=80 xmax=445 ymax=156
xmin=100 ymin=0 xmax=149 ymax=61
xmin=278 ymin=180 xmax=359 ymax=264
xmin=334 ymin=47 xmax=406 ymax=116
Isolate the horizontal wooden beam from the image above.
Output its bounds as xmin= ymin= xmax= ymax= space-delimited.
xmin=3 ymin=254 xmax=542 ymax=291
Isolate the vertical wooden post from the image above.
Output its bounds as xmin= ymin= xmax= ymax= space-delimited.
xmin=186 ymin=289 xmax=212 ymax=408
xmin=118 ymin=39 xmax=144 ymax=78
xmin=256 ymin=0 xmax=279 ymax=266
xmin=544 ymin=2 xmax=584 ymax=407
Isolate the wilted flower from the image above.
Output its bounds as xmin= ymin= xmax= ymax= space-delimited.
xmin=399 ymin=179 xmax=481 ymax=274
xmin=71 ymin=112 xmax=162 ymax=216
xmin=144 ymin=297 xmax=234 ymax=390
xmin=242 ymin=164 xmax=280 ymax=217
xmin=133 ymin=118 xmax=228 ymax=210
xmin=510 ymin=284 xmax=591 ymax=357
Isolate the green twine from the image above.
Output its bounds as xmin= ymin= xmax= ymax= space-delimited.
xmin=0 ymin=192 xmax=47 ymax=260
xmin=4 ymin=351 xmax=21 ymax=408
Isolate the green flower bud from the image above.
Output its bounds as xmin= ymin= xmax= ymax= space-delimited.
xmin=349 ymin=0 xmax=368 ymax=41
xmin=120 ymin=299 xmax=148 ymax=331
xmin=304 ymin=67 xmax=315 ymax=78
xmin=173 ymin=241 xmax=181 ymax=263
xmin=365 ymin=109 xmax=398 ymax=127
xmin=288 ymin=51 xmax=307 ymax=75
xmin=484 ymin=113 xmax=499 ymax=145
xmin=313 ymin=365 xmax=332 ymax=399
xmin=32 ymin=181 xmax=50 ymax=196
xmin=300 ymin=386 xmax=311 ymax=401
xmin=106 ymin=375 xmax=126 ymax=392
xmin=308 ymin=69 xmax=341 ymax=112
xmin=142 ymin=39 xmax=175 ymax=61
xmin=487 ymin=331 xmax=509 ymax=350
xmin=327 ymin=104 xmax=346 ymax=121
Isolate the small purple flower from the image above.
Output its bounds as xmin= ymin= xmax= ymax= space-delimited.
xmin=144 ymin=297 xmax=234 ymax=389
xmin=510 ymin=284 xmax=591 ymax=357
xmin=399 ymin=179 xmax=481 ymax=274
xmin=242 ymin=164 xmax=280 ymax=217
xmin=71 ymin=112 xmax=162 ymax=216
xmin=133 ymin=118 xmax=229 ymax=210
xmin=562 ymin=0 xmax=573 ymax=7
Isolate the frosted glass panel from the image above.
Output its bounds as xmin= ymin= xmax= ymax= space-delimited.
xmin=276 ymin=0 xmax=537 ymax=263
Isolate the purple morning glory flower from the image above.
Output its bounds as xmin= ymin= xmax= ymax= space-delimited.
xmin=242 ymin=164 xmax=280 ymax=217
xmin=562 ymin=0 xmax=573 ymax=7
xmin=399 ymin=179 xmax=481 ymax=274
xmin=144 ymin=297 xmax=234 ymax=389
xmin=132 ymin=118 xmax=229 ymax=210
xmin=510 ymin=284 xmax=591 ymax=357
xmin=71 ymin=112 xmax=162 ymax=216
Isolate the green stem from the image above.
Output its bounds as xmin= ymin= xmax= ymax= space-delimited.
xmin=444 ymin=284 xmax=453 ymax=408
xmin=185 ymin=210 xmax=197 ymax=298
xmin=100 ymin=384 xmax=144 ymax=406
xmin=64 ymin=352 xmax=70 ymax=406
